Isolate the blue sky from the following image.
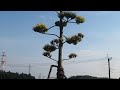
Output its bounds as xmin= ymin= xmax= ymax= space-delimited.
xmin=1 ymin=11 xmax=120 ymax=79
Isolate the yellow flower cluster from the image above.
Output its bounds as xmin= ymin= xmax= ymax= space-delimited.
xmin=75 ymin=16 xmax=85 ymax=24
xmin=33 ymin=23 xmax=48 ymax=33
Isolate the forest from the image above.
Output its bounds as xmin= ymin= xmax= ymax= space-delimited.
xmin=68 ymin=75 xmax=109 ymax=79
xmin=0 ymin=71 xmax=35 ymax=79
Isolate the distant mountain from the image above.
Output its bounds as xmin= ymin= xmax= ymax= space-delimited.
xmin=68 ymin=75 xmax=109 ymax=79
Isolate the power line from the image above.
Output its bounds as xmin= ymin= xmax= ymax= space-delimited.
xmin=63 ymin=57 xmax=107 ymax=65
xmin=6 ymin=64 xmax=28 ymax=67
xmin=111 ymin=57 xmax=120 ymax=61
xmin=4 ymin=57 xmax=107 ymax=68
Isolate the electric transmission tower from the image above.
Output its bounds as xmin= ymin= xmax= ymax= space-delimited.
xmin=0 ymin=52 xmax=6 ymax=71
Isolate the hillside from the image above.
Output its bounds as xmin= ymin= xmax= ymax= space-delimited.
xmin=68 ymin=75 xmax=109 ymax=79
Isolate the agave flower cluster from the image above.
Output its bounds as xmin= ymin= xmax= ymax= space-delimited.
xmin=66 ymin=33 xmax=84 ymax=45
xmin=33 ymin=23 xmax=48 ymax=33
xmin=75 ymin=16 xmax=85 ymax=24
xmin=43 ymin=44 xmax=57 ymax=58
xmin=58 ymin=11 xmax=85 ymax=24
xmin=69 ymin=53 xmax=77 ymax=59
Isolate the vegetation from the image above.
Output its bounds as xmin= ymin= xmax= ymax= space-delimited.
xmin=33 ymin=11 xmax=85 ymax=79
xmin=68 ymin=75 xmax=109 ymax=79
xmin=0 ymin=71 xmax=35 ymax=79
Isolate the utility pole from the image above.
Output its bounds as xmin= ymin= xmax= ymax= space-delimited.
xmin=107 ymin=54 xmax=112 ymax=79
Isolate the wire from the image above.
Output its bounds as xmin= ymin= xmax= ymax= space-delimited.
xmin=2 ymin=57 xmax=107 ymax=68
xmin=6 ymin=64 xmax=27 ymax=67
xmin=64 ymin=57 xmax=107 ymax=65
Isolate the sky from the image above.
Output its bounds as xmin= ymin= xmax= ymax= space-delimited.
xmin=1 ymin=11 xmax=120 ymax=79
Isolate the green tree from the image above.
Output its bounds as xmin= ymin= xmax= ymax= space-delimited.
xmin=33 ymin=11 xmax=85 ymax=79
xmin=0 ymin=71 xmax=35 ymax=79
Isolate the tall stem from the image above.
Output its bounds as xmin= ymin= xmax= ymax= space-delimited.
xmin=57 ymin=11 xmax=65 ymax=79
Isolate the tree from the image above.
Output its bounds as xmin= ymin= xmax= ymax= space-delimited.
xmin=33 ymin=11 xmax=85 ymax=79
xmin=0 ymin=71 xmax=35 ymax=79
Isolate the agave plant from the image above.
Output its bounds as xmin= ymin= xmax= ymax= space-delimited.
xmin=33 ymin=11 xmax=85 ymax=79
